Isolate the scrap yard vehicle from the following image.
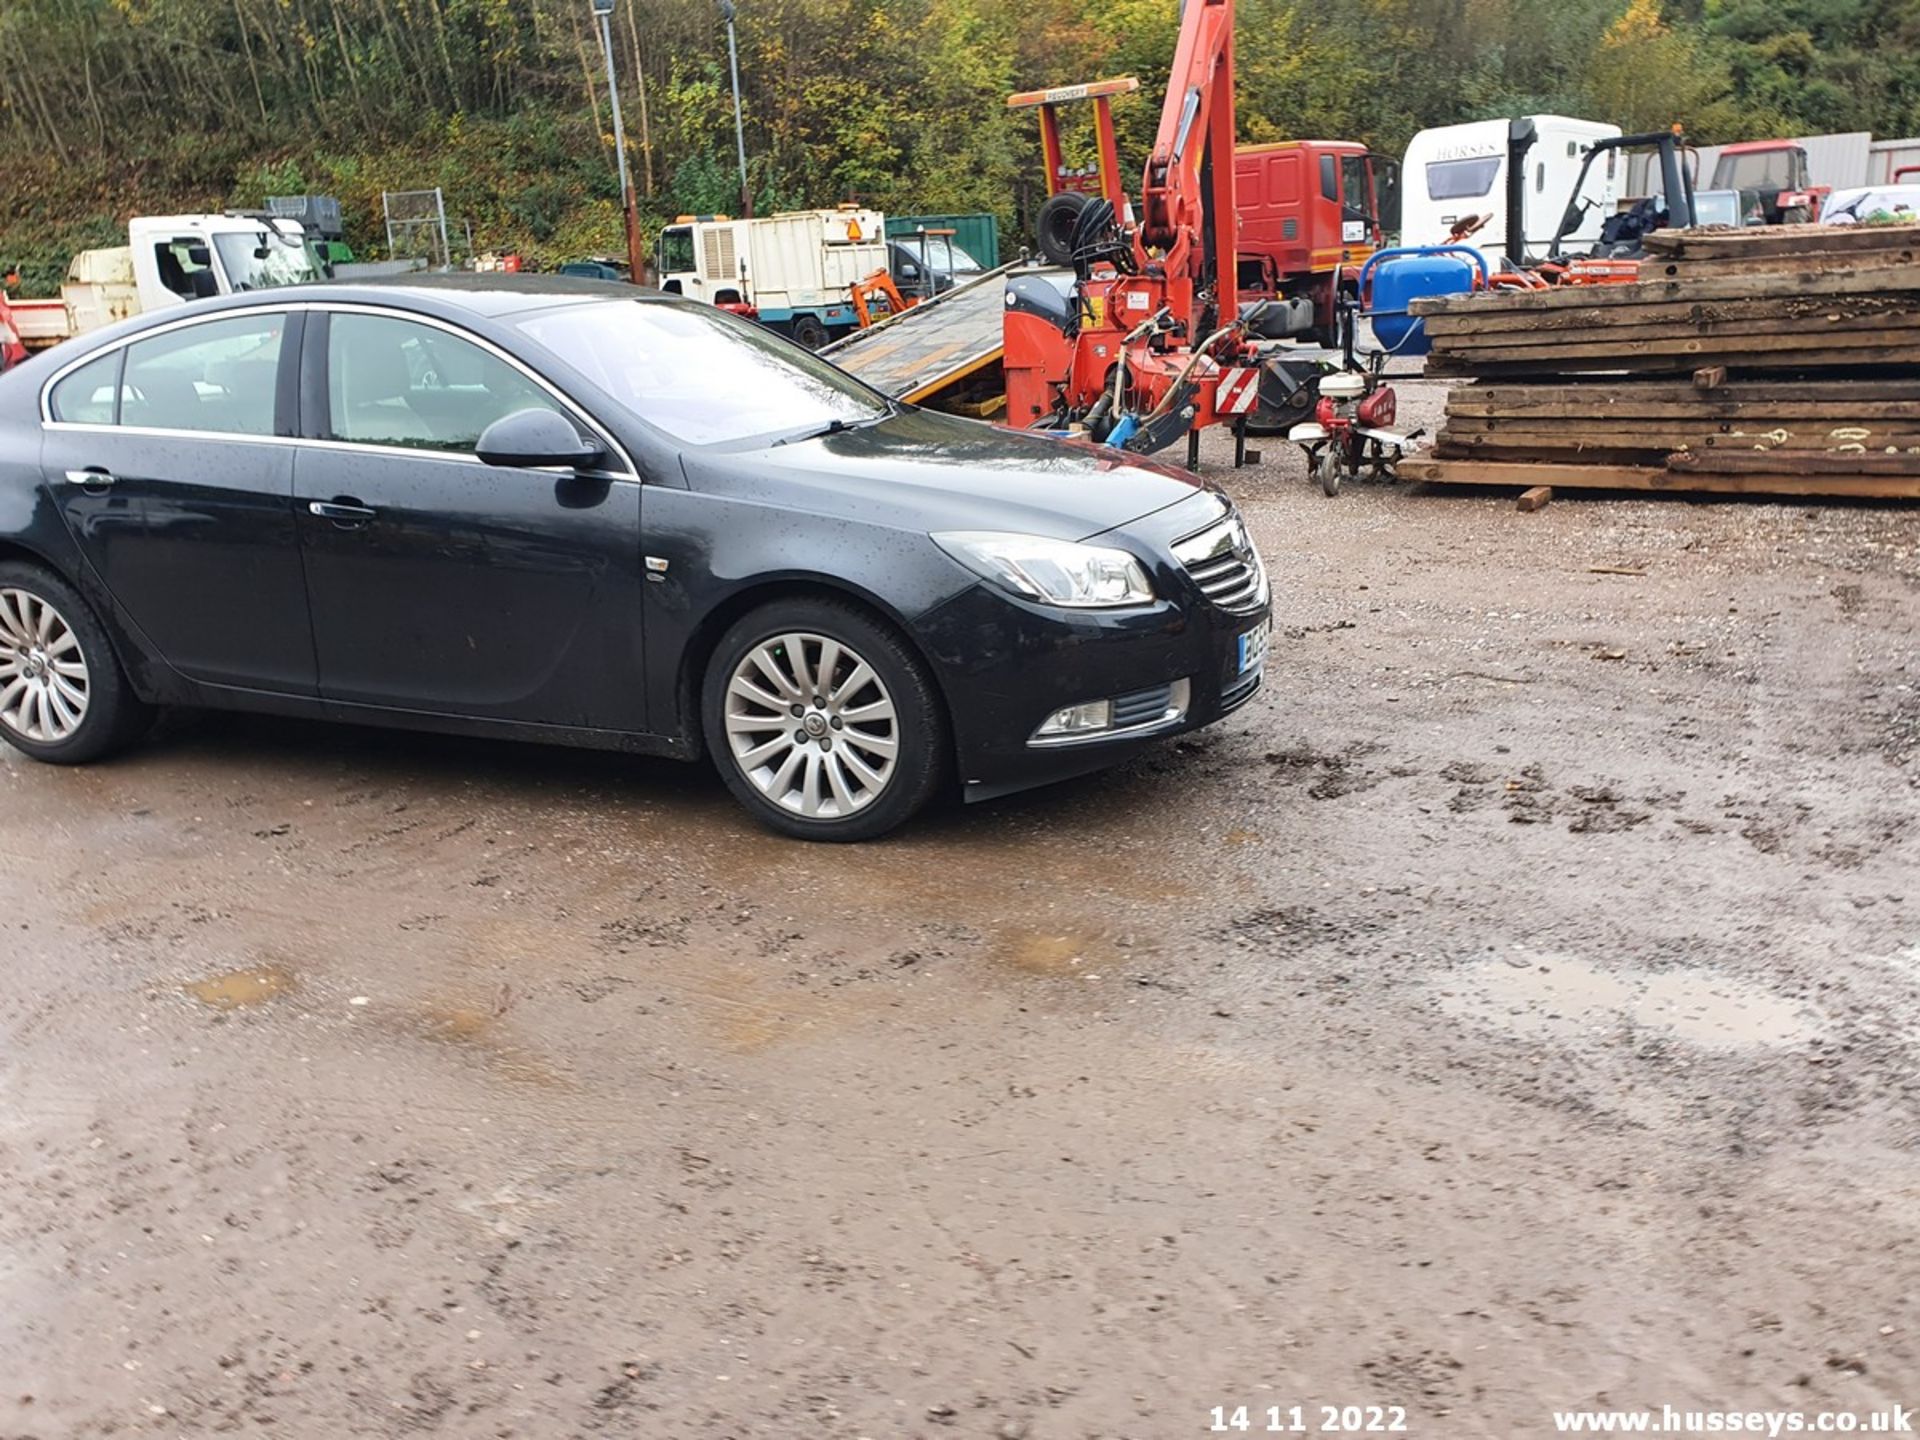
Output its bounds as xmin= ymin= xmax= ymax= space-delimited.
xmin=656 ymin=207 xmax=888 ymax=348
xmin=1710 ymin=140 xmax=1828 ymax=224
xmin=1232 ymin=139 xmax=1388 ymax=344
xmin=1011 ymin=75 xmax=1390 ymax=346
xmin=1362 ymin=123 xmax=1700 ymax=363
xmin=1400 ymin=115 xmax=1622 ymax=256
xmin=1003 ymin=0 xmax=1354 ymax=463
xmin=824 ymin=0 xmax=1364 ymax=462
xmin=10 ymin=213 xmax=325 ymax=352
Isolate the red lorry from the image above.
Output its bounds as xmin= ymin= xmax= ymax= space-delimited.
xmin=1234 ymin=139 xmax=1386 ymax=345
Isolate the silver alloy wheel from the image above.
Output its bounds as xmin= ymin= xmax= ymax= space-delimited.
xmin=0 ymin=587 xmax=90 ymax=744
xmin=724 ymin=631 xmax=900 ymax=820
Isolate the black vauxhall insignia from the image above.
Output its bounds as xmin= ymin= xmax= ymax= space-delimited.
xmin=0 ymin=277 xmax=1271 ymax=839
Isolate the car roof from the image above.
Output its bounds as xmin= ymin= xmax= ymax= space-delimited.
xmin=296 ymin=272 xmax=665 ymax=316
xmin=15 ymin=275 xmax=683 ymax=374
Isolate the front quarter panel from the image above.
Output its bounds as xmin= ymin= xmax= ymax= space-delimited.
xmin=638 ymin=479 xmax=982 ymax=743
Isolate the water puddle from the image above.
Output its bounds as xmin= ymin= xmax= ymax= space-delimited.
xmin=1439 ymin=949 xmax=1824 ymax=1051
xmin=995 ymin=928 xmax=1103 ymax=976
xmin=183 ymin=964 xmax=295 ymax=1009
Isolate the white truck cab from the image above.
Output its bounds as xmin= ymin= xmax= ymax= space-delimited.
xmin=15 ymin=213 xmax=326 ymax=351
xmin=1400 ymin=117 xmax=1622 ymax=257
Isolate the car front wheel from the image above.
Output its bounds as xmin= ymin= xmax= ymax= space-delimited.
xmin=0 ymin=560 xmax=152 ymax=764
xmin=702 ymin=597 xmax=947 ymax=841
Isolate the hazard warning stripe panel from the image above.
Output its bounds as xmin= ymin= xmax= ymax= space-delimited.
xmin=1216 ymin=367 xmax=1260 ymax=416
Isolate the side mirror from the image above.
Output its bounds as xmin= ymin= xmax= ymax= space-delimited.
xmin=476 ymin=408 xmax=605 ymax=470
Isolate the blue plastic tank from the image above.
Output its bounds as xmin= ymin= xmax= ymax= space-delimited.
xmin=1370 ymin=253 xmax=1476 ymax=357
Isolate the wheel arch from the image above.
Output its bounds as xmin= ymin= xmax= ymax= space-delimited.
xmin=675 ymin=576 xmax=953 ymax=765
xmin=0 ymin=535 xmax=66 ymax=575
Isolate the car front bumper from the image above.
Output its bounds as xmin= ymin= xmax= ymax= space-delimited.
xmin=910 ymin=500 xmax=1271 ymax=802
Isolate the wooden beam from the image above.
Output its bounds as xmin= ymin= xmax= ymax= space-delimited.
xmin=1434 ymin=323 xmax=1920 ymax=361
xmin=1426 ymin=346 xmax=1920 ymax=376
xmin=1452 ymin=379 xmax=1920 ymax=403
xmin=1443 ymin=397 xmax=1920 ymax=420
xmin=1647 ymin=250 xmax=1919 ymax=280
xmin=1693 ymin=366 xmax=1727 ymax=390
xmin=1399 ymin=457 xmax=1920 ymax=498
xmin=1516 ymin=485 xmax=1553 ymax=511
xmin=1408 ymin=264 xmax=1920 ymax=316
xmin=1437 ymin=427 xmax=1920 ymax=452
xmin=1667 ymin=449 xmax=1920 ymax=476
xmin=1419 ymin=294 xmax=1920 ymax=338
xmin=1643 ymin=224 xmax=1920 ymax=258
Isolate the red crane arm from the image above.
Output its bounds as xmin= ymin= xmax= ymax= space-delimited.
xmin=1137 ymin=0 xmax=1238 ymax=335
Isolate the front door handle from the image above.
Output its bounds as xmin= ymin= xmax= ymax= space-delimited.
xmin=308 ymin=499 xmax=377 ymax=526
xmin=63 ymin=468 xmax=115 ymax=488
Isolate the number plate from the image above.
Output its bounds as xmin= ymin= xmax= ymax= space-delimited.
xmin=1237 ymin=619 xmax=1271 ymax=676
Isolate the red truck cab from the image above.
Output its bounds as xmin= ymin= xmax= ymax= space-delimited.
xmin=1234 ymin=140 xmax=1385 ymax=344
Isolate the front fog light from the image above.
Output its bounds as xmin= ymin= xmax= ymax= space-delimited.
xmin=1035 ymin=699 xmax=1113 ymax=739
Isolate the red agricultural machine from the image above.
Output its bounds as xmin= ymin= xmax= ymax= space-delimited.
xmin=1002 ymin=0 xmax=1327 ymax=465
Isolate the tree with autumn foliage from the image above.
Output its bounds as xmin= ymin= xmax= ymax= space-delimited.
xmin=2 ymin=0 xmax=1914 ymax=294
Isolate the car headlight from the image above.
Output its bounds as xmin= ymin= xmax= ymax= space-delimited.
xmin=932 ymin=531 xmax=1155 ymax=608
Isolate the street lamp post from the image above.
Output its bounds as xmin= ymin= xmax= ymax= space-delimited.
xmin=591 ymin=0 xmax=647 ymax=282
xmin=718 ymin=0 xmax=752 ymax=218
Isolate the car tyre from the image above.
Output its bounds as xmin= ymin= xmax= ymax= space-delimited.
xmin=702 ymin=596 xmax=947 ymax=842
xmin=789 ymin=315 xmax=829 ymax=350
xmin=0 ymin=560 xmax=153 ymax=764
xmin=1036 ymin=192 xmax=1093 ymax=266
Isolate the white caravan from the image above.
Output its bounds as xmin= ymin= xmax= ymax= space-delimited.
xmin=1400 ymin=116 xmax=1622 ymax=258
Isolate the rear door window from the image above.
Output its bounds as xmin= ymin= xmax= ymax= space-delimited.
xmin=48 ymin=350 xmax=124 ymax=425
xmin=120 ymin=314 xmax=287 ymax=434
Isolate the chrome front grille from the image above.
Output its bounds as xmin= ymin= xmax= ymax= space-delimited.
xmin=1172 ymin=512 xmax=1267 ymax=616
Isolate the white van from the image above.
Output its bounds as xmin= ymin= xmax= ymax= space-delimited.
xmin=1400 ymin=116 xmax=1622 ymax=258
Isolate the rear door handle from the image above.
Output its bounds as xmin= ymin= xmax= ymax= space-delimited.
xmin=63 ymin=468 xmax=115 ymax=487
xmin=308 ymin=500 xmax=377 ymax=525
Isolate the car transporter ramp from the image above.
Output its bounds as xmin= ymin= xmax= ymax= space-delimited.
xmin=820 ymin=262 xmax=1015 ymax=412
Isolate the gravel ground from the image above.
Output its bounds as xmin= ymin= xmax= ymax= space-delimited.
xmin=3 ymin=378 xmax=1918 ymax=1438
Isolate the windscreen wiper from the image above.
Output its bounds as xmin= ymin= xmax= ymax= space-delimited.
xmin=771 ymin=413 xmax=888 ymax=447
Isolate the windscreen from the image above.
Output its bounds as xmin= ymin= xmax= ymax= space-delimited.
xmin=518 ymin=299 xmax=888 ymax=446
xmin=211 ymin=230 xmax=323 ymax=291
xmin=894 ymin=237 xmax=983 ymax=274
xmin=1426 ymin=156 xmax=1501 ymax=200
xmin=1714 ymin=150 xmax=1797 ymax=191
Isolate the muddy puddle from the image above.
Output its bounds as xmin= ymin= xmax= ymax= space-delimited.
xmin=182 ymin=963 xmax=295 ymax=1009
xmin=1437 ymin=948 xmax=1826 ymax=1051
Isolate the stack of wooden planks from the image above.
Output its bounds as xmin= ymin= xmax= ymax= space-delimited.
xmin=1400 ymin=224 xmax=1920 ymax=498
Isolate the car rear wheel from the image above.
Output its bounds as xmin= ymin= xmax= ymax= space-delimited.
xmin=702 ymin=597 xmax=947 ymax=841
xmin=0 ymin=561 xmax=151 ymax=764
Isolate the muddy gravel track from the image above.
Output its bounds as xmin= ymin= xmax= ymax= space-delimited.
xmin=3 ymin=381 xmax=1918 ymax=1439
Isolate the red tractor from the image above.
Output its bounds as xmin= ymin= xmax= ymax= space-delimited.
xmin=1710 ymin=140 xmax=1828 ymax=225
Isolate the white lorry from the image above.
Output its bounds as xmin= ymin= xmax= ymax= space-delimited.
xmin=1400 ymin=116 xmax=1622 ymax=258
xmin=11 ymin=212 xmax=325 ymax=352
xmin=655 ymin=207 xmax=888 ymax=349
